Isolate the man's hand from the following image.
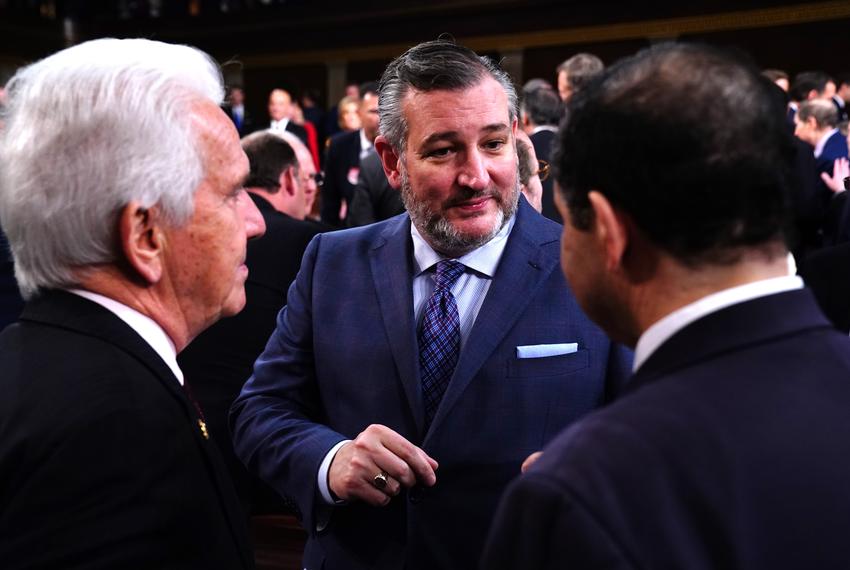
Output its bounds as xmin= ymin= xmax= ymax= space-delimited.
xmin=329 ymin=424 xmax=438 ymax=506
xmin=820 ymin=157 xmax=849 ymax=193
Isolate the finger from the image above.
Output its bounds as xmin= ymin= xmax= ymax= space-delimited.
xmin=379 ymin=431 xmax=438 ymax=486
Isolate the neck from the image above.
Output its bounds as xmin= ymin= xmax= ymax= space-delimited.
xmin=78 ymin=266 xmax=192 ymax=351
xmin=248 ymin=188 xmax=302 ymax=220
xmin=627 ymin=246 xmax=790 ymax=344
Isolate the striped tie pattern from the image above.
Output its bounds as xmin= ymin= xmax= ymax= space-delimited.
xmin=419 ymin=260 xmax=465 ymax=427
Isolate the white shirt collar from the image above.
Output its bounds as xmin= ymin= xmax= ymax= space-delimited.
xmin=531 ymin=125 xmax=558 ymax=135
xmin=359 ymin=129 xmax=372 ymax=152
xmin=411 ymin=214 xmax=516 ymax=278
xmin=633 ymin=275 xmax=804 ymax=372
xmin=270 ymin=118 xmax=289 ymax=131
xmin=68 ymin=289 xmax=184 ymax=385
xmin=814 ymin=128 xmax=839 ymax=159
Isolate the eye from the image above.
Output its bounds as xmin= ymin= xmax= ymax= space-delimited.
xmin=425 ymin=147 xmax=452 ymax=159
xmin=483 ymin=138 xmax=507 ymax=151
xmin=227 ymin=187 xmax=245 ymax=203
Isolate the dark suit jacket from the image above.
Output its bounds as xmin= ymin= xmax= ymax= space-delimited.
xmin=347 ymin=151 xmax=404 ymax=227
xmin=231 ymin=198 xmax=632 ymax=570
xmin=0 ymin=291 xmax=254 ymax=569
xmin=800 ymin=242 xmax=850 ymax=333
xmin=223 ymin=104 xmax=255 ymax=137
xmin=321 ymin=129 xmax=361 ymax=226
xmin=179 ymin=193 xmax=320 ymax=514
xmin=530 ymin=128 xmax=561 ymax=223
xmin=484 ymin=288 xmax=850 ymax=570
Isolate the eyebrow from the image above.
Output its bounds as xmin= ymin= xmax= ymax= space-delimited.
xmin=420 ymin=123 xmax=511 ymax=147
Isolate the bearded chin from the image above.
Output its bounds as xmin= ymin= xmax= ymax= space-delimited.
xmin=400 ymin=166 xmax=520 ymax=257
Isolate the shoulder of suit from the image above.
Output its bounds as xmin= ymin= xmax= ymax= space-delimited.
xmin=328 ymin=129 xmax=359 ymax=147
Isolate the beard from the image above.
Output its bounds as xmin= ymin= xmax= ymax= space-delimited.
xmin=400 ymin=166 xmax=521 ymax=257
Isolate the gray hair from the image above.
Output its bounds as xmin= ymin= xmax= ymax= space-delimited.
xmin=0 ymin=38 xmax=223 ymax=299
xmin=798 ymin=99 xmax=839 ymax=129
xmin=379 ymin=39 xmax=518 ymax=156
xmin=557 ymin=53 xmax=604 ymax=93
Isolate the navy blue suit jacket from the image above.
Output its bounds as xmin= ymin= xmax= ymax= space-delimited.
xmin=484 ymin=288 xmax=850 ymax=570
xmin=231 ymin=198 xmax=631 ymax=570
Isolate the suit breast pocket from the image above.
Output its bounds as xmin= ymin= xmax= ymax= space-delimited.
xmin=506 ymin=349 xmax=589 ymax=378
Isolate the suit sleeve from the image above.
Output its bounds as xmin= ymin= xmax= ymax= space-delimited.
xmin=230 ymin=233 xmax=347 ymax=532
xmin=481 ymin=474 xmax=635 ymax=570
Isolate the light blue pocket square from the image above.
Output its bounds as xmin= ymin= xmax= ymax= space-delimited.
xmin=516 ymin=343 xmax=578 ymax=359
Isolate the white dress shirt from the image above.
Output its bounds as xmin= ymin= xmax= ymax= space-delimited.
xmin=68 ymin=288 xmax=183 ymax=384
xmin=358 ymin=129 xmax=373 ymax=160
xmin=633 ymin=275 xmax=804 ymax=372
xmin=270 ymin=118 xmax=289 ymax=132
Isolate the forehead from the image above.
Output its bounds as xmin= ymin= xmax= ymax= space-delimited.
xmin=192 ymin=102 xmax=248 ymax=182
xmin=402 ymin=77 xmax=511 ymax=145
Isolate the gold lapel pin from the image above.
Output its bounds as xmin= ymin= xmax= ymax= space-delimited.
xmin=198 ymin=419 xmax=209 ymax=440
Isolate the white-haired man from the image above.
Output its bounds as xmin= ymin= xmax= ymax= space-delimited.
xmin=0 ymin=38 xmax=264 ymax=568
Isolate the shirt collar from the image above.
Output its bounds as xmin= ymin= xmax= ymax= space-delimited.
xmin=67 ymin=288 xmax=184 ymax=385
xmin=531 ymin=125 xmax=558 ymax=135
xmin=814 ymin=128 xmax=838 ymax=159
xmin=411 ymin=213 xmax=516 ymax=278
xmin=359 ymin=129 xmax=372 ymax=152
xmin=633 ymin=275 xmax=803 ymax=373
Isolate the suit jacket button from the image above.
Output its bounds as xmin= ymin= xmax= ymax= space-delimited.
xmin=409 ymin=486 xmax=424 ymax=504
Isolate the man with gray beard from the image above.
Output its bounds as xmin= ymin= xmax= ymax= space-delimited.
xmin=231 ymin=39 xmax=631 ymax=570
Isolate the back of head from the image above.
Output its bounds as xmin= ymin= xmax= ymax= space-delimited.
xmin=790 ymin=71 xmax=829 ymax=102
xmin=241 ymin=131 xmax=297 ymax=192
xmin=522 ymin=86 xmax=562 ymax=126
xmin=556 ymin=42 xmax=793 ymax=266
xmin=798 ymin=99 xmax=839 ymax=129
xmin=557 ymin=53 xmax=604 ymax=93
xmin=0 ymin=38 xmax=223 ymax=299
xmin=378 ymin=38 xmax=518 ymax=154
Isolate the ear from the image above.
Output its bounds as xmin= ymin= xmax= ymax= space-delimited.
xmin=119 ymin=201 xmax=164 ymax=285
xmin=587 ymin=190 xmax=629 ymax=271
xmin=281 ymin=166 xmax=297 ymax=197
xmin=374 ymin=135 xmax=402 ymax=189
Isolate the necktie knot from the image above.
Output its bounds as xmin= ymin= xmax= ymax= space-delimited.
xmin=434 ymin=260 xmax=465 ymax=291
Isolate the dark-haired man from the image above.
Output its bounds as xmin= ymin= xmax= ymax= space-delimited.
xmin=321 ymin=81 xmax=381 ymax=226
xmin=483 ymin=42 xmax=850 ymax=569
xmin=232 ymin=39 xmax=630 ymax=570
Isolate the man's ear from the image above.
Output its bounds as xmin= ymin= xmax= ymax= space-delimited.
xmin=281 ymin=166 xmax=297 ymax=197
xmin=374 ymin=135 xmax=402 ymax=189
xmin=119 ymin=201 xmax=164 ymax=285
xmin=587 ymin=190 xmax=629 ymax=271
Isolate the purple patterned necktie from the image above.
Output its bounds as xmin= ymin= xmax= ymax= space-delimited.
xmin=419 ymin=260 xmax=466 ymax=427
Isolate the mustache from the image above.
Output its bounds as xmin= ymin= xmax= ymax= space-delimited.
xmin=443 ymin=186 xmax=502 ymax=209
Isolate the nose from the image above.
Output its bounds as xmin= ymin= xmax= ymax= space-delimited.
xmin=239 ymin=190 xmax=266 ymax=239
xmin=456 ymin=150 xmax=491 ymax=190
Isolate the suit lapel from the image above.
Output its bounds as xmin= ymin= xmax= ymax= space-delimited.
xmin=426 ymin=201 xmax=560 ymax=437
xmin=369 ymin=215 xmax=425 ymax=434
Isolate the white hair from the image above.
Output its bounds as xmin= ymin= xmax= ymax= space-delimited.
xmin=0 ymin=38 xmax=224 ymax=298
